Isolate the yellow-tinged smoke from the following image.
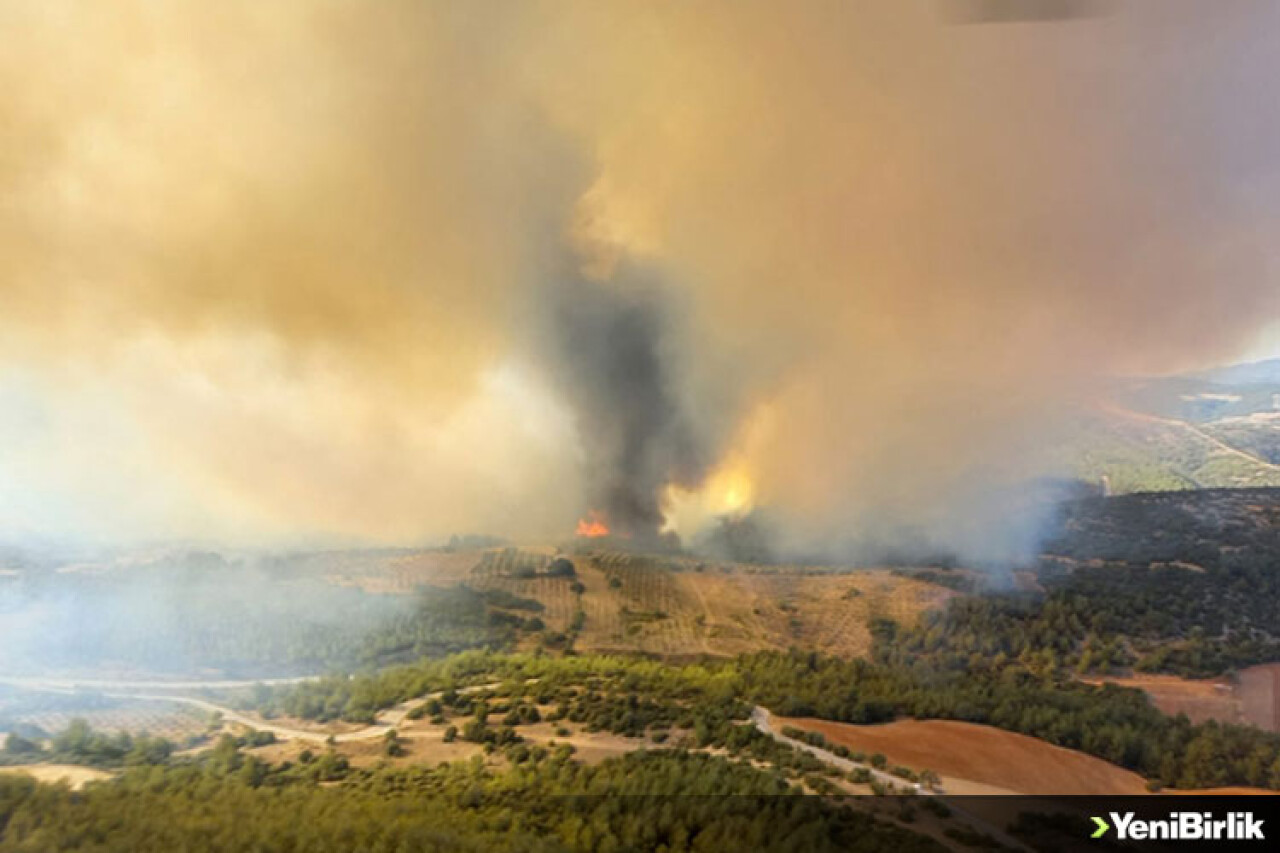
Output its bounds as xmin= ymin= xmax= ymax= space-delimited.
xmin=661 ymin=403 xmax=778 ymax=536
xmin=663 ymin=461 xmax=756 ymax=536
xmin=2 ymin=1 xmax=1280 ymax=555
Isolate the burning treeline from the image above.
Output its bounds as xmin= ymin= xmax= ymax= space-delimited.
xmin=2 ymin=2 xmax=1279 ymax=561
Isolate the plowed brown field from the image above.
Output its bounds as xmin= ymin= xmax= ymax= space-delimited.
xmin=775 ymin=716 xmax=1274 ymax=796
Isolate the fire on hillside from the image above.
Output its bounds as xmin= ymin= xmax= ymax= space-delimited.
xmin=575 ymin=511 xmax=610 ymax=538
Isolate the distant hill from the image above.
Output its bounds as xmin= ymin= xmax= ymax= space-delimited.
xmin=1042 ymin=487 xmax=1280 ymax=566
xmin=1190 ymin=357 xmax=1280 ymax=387
xmin=1063 ymin=359 xmax=1280 ymax=493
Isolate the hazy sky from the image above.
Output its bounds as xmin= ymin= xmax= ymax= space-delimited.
xmin=1240 ymin=321 xmax=1280 ymax=362
xmin=2 ymin=1 xmax=1279 ymax=551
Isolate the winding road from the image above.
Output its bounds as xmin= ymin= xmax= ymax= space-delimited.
xmin=749 ymin=706 xmax=923 ymax=793
xmin=750 ymin=706 xmax=1035 ymax=852
xmin=1 ymin=674 xmax=498 ymax=745
xmin=8 ymin=675 xmax=1034 ymax=848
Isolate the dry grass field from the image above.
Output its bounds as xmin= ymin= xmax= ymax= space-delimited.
xmin=447 ymin=547 xmax=956 ymax=659
xmin=308 ymin=544 xmax=957 ymax=661
xmin=677 ymin=569 xmax=956 ymax=658
xmin=0 ymin=764 xmax=113 ymax=790
xmin=245 ymin=702 xmax=660 ymax=771
xmin=479 ymin=550 xmax=954 ymax=658
xmin=249 ymin=727 xmax=490 ymax=770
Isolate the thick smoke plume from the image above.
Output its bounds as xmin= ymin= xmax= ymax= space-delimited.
xmin=539 ymin=260 xmax=738 ymax=541
xmin=3 ymin=1 xmax=1280 ymax=562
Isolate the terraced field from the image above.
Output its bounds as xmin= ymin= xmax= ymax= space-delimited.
xmin=283 ymin=544 xmax=959 ymax=660
xmin=321 ymin=549 xmax=482 ymax=594
xmin=467 ymin=574 xmax=582 ymax=641
xmin=459 ymin=548 xmax=956 ymax=659
xmin=3 ymin=701 xmax=210 ymax=742
xmin=682 ymin=570 xmax=956 ymax=658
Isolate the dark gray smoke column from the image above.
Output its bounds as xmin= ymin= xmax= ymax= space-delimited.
xmin=543 ymin=260 xmax=731 ymax=542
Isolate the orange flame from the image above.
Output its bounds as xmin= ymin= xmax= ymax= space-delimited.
xmin=575 ymin=511 xmax=610 ymax=538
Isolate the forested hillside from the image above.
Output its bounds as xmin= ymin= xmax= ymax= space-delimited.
xmin=249 ymin=649 xmax=1280 ymax=790
xmin=0 ymin=749 xmax=943 ymax=853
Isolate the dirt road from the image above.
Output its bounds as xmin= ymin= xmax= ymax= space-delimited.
xmin=750 ymin=706 xmax=1033 ymax=852
xmin=2 ymin=675 xmax=499 ymax=745
xmin=749 ymin=706 xmax=918 ymax=792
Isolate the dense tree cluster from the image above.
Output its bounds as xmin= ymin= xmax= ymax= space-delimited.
xmin=1 ymin=721 xmax=281 ymax=773
xmin=479 ymin=588 xmax=546 ymax=612
xmin=0 ymin=748 xmax=942 ymax=853
xmin=746 ymin=649 xmax=1280 ymax=790
xmin=895 ymin=563 xmax=1280 ymax=678
xmin=1042 ymin=488 xmax=1280 ymax=568
xmin=1 ymin=720 xmax=174 ymax=770
xmin=255 ymin=648 xmax=1280 ymax=791
xmin=873 ymin=489 xmax=1280 ymax=681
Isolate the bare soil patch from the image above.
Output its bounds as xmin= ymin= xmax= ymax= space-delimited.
xmin=1087 ymin=663 xmax=1280 ymax=733
xmin=1238 ymin=663 xmax=1280 ymax=732
xmin=775 ymin=715 xmax=1149 ymax=795
xmin=517 ymin=721 xmax=665 ymax=765
xmin=776 ymin=715 xmax=1276 ymax=796
xmin=1082 ymin=673 xmax=1244 ymax=727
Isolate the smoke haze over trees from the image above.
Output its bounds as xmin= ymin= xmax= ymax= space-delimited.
xmin=2 ymin=2 xmax=1280 ymax=560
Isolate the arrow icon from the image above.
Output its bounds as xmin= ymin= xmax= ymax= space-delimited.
xmin=1091 ymin=816 xmax=1110 ymax=838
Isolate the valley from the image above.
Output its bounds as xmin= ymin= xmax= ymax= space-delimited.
xmin=6 ymin=487 xmax=1280 ymax=852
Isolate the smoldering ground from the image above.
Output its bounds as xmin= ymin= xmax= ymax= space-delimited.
xmin=2 ymin=2 xmax=1280 ymax=564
